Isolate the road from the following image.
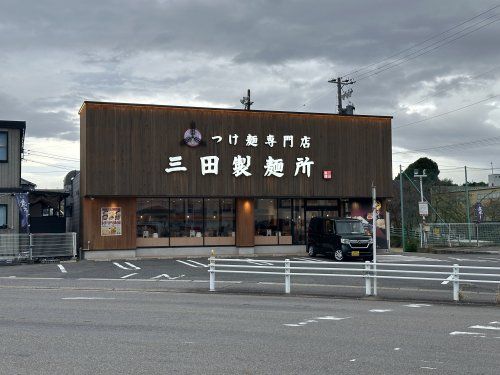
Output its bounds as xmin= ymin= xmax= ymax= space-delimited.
xmin=1 ymin=252 xmax=499 ymax=303
xmin=0 ymin=287 xmax=498 ymax=374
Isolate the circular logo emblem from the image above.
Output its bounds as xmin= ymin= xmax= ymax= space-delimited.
xmin=183 ymin=128 xmax=202 ymax=147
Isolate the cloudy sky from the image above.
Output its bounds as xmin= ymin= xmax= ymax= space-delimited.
xmin=1 ymin=0 xmax=499 ymax=188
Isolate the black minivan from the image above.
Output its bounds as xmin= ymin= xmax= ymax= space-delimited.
xmin=307 ymin=217 xmax=373 ymax=261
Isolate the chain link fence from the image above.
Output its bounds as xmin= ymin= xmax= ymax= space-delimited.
xmin=423 ymin=223 xmax=500 ymax=248
xmin=0 ymin=233 xmax=77 ymax=261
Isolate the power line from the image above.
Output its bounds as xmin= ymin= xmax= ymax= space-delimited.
xmin=341 ymin=3 xmax=500 ymax=79
xmin=394 ymin=93 xmax=500 ymax=130
xmin=352 ymin=15 xmax=500 ymax=82
xmin=25 ymin=149 xmax=80 ymax=162
xmin=23 ymin=158 xmax=77 ymax=170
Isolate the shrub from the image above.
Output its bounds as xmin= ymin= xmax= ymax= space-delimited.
xmin=405 ymin=239 xmax=419 ymax=252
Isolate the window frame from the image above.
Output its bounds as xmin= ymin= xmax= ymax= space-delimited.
xmin=0 ymin=131 xmax=8 ymax=163
xmin=0 ymin=204 xmax=7 ymax=228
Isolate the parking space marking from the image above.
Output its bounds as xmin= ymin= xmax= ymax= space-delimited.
xmin=62 ymin=297 xmax=116 ymax=300
xmin=57 ymin=265 xmax=67 ymax=273
xmin=441 ymin=275 xmax=453 ymax=285
xmin=449 ymin=331 xmax=486 ymax=337
xmin=369 ymin=309 xmax=393 ymax=313
xmin=378 ymin=255 xmax=444 ymax=263
xmin=113 ymin=262 xmax=130 ymax=270
xmin=124 ymin=262 xmax=140 ymax=270
xmin=469 ymin=325 xmax=500 ymax=331
xmin=284 ymin=315 xmax=350 ymax=327
xmin=176 ymin=260 xmax=198 ymax=268
xmin=293 ymin=257 xmax=326 ymax=263
xmin=404 ymin=304 xmax=431 ymax=308
xmin=246 ymin=259 xmax=274 ymax=266
xmin=151 ymin=274 xmax=185 ymax=280
xmin=176 ymin=260 xmax=208 ymax=268
xmin=187 ymin=260 xmax=208 ymax=267
xmin=120 ymin=273 xmax=138 ymax=279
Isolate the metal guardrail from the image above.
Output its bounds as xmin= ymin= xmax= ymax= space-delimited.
xmin=207 ymin=257 xmax=500 ymax=302
xmin=0 ymin=233 xmax=77 ymax=260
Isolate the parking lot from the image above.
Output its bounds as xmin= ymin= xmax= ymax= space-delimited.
xmin=1 ymin=252 xmax=499 ymax=303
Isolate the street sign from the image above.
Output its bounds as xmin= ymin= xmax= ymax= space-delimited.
xmin=418 ymin=201 xmax=429 ymax=216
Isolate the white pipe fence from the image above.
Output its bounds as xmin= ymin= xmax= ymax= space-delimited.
xmin=208 ymin=257 xmax=500 ymax=302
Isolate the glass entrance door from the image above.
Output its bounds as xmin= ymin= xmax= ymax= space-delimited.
xmin=304 ymin=200 xmax=339 ymax=241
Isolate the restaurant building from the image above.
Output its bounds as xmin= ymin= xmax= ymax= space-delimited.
xmin=79 ymin=101 xmax=392 ymax=259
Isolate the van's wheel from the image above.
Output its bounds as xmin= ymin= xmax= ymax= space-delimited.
xmin=334 ymin=250 xmax=344 ymax=261
xmin=308 ymin=245 xmax=317 ymax=257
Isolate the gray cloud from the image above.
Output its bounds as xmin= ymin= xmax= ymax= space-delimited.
xmin=0 ymin=0 xmax=499 ymax=187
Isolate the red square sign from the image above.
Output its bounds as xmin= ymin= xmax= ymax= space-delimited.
xmin=323 ymin=170 xmax=332 ymax=180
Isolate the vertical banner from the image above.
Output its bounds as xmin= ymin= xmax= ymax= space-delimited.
xmin=100 ymin=207 xmax=122 ymax=236
xmin=15 ymin=193 xmax=30 ymax=230
xmin=350 ymin=199 xmax=387 ymax=249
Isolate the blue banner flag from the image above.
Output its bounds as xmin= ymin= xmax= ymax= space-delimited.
xmin=15 ymin=193 xmax=30 ymax=229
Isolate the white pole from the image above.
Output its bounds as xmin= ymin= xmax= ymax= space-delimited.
xmin=209 ymin=256 xmax=215 ymax=292
xmin=372 ymin=184 xmax=377 ymax=296
xmin=386 ymin=211 xmax=391 ymax=252
xmin=284 ymin=259 xmax=291 ymax=294
xmin=364 ymin=261 xmax=372 ymax=296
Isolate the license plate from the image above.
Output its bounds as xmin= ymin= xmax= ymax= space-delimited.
xmin=351 ymin=251 xmax=359 ymax=257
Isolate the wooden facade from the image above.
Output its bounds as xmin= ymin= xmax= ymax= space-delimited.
xmin=79 ymin=102 xmax=392 ymax=252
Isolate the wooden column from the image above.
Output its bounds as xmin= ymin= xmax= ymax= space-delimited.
xmin=236 ymin=198 xmax=254 ymax=247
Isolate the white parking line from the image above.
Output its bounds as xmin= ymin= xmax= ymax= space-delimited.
xmin=57 ymin=264 xmax=67 ymax=273
xmin=441 ymin=275 xmax=454 ymax=285
xmin=120 ymin=273 xmax=138 ymax=279
xmin=246 ymin=259 xmax=274 ymax=266
xmin=62 ymin=297 xmax=116 ymax=300
xmin=113 ymin=262 xmax=130 ymax=270
xmin=469 ymin=325 xmax=500 ymax=331
xmin=187 ymin=260 xmax=208 ymax=267
xmin=404 ymin=304 xmax=431 ymax=308
xmin=293 ymin=257 xmax=325 ymax=263
xmin=124 ymin=262 xmax=141 ymax=270
xmin=369 ymin=309 xmax=393 ymax=313
xmin=176 ymin=260 xmax=199 ymax=268
xmin=449 ymin=331 xmax=486 ymax=337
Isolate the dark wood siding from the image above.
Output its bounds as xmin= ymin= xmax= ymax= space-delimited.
xmin=82 ymin=197 xmax=136 ymax=250
xmin=80 ymin=102 xmax=392 ymax=198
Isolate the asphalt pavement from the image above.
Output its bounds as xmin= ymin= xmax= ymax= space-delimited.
xmin=0 ymin=287 xmax=498 ymax=374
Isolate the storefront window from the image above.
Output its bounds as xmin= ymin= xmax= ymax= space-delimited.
xmin=293 ymin=199 xmax=305 ymax=245
xmin=170 ymin=198 xmax=203 ymax=238
xmin=255 ymin=198 xmax=278 ymax=245
xmin=278 ymin=199 xmax=292 ymax=244
xmin=204 ymin=199 xmax=235 ymax=245
xmin=137 ymin=199 xmax=169 ymax=238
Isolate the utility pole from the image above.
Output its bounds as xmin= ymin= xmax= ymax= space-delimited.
xmin=464 ymin=166 xmax=471 ymax=242
xmin=399 ymin=165 xmax=406 ymax=251
xmin=240 ymin=89 xmax=253 ymax=110
xmin=328 ymin=77 xmax=355 ymax=114
xmin=414 ymin=169 xmax=428 ymax=248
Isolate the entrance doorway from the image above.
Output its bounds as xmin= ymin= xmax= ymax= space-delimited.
xmin=304 ymin=199 xmax=340 ymax=239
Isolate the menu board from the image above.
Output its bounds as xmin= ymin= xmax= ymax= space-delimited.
xmin=100 ymin=207 xmax=122 ymax=236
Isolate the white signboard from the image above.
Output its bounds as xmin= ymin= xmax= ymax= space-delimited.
xmin=418 ymin=202 xmax=429 ymax=217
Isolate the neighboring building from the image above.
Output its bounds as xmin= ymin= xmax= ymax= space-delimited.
xmin=78 ymin=101 xmax=392 ymax=260
xmin=28 ymin=189 xmax=68 ymax=233
xmin=488 ymin=173 xmax=500 ymax=187
xmin=0 ymin=120 xmax=26 ymax=233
